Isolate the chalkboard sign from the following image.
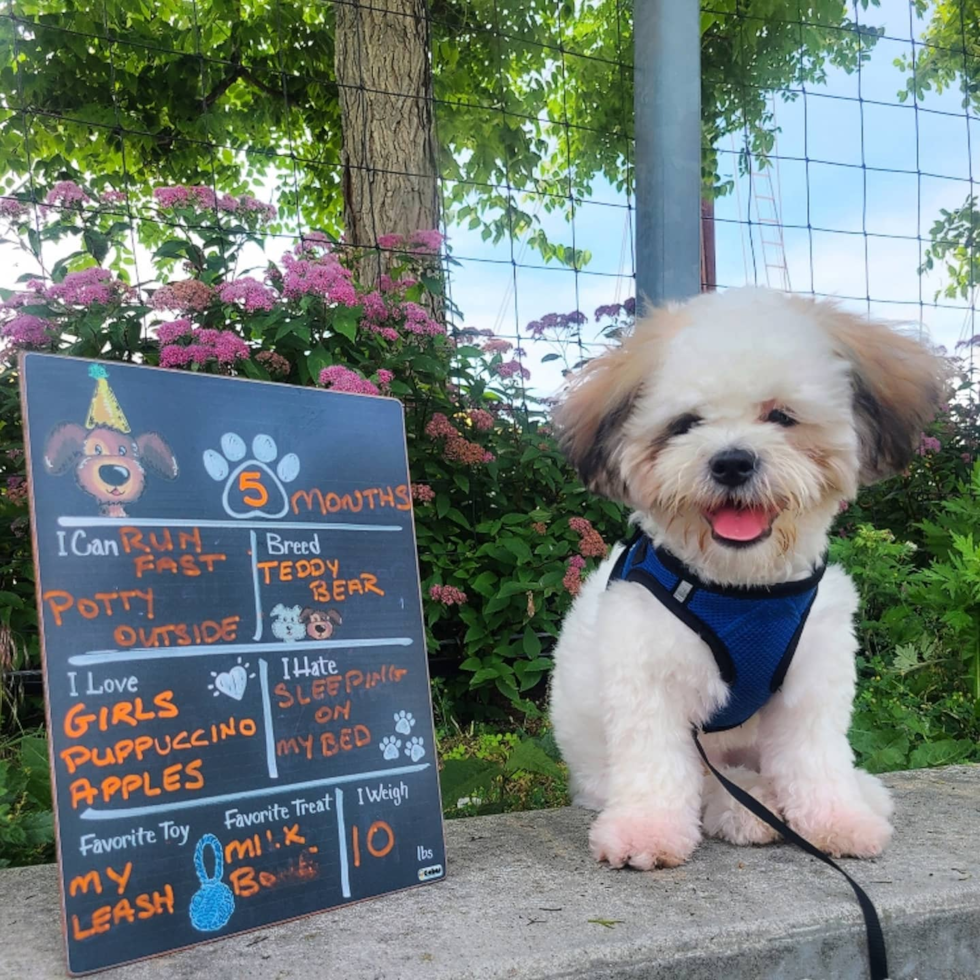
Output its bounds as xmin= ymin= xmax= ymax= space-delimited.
xmin=20 ymin=353 xmax=447 ymax=975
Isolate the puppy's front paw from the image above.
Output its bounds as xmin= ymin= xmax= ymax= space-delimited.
xmin=790 ymin=804 xmax=893 ymax=859
xmin=703 ymin=776 xmax=782 ymax=846
xmin=589 ymin=807 xmax=700 ymax=870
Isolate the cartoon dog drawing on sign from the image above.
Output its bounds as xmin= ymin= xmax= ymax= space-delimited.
xmin=300 ymin=607 xmax=342 ymax=640
xmin=270 ymin=604 xmax=305 ymax=642
xmin=43 ymin=364 xmax=178 ymax=518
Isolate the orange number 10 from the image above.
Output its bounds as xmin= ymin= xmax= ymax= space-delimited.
xmin=239 ymin=470 xmax=269 ymax=508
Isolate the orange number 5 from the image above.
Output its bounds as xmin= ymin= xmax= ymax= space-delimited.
xmin=239 ymin=470 xmax=269 ymax=508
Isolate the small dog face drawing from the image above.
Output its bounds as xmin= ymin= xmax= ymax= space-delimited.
xmin=44 ymin=423 xmax=178 ymax=518
xmin=300 ymin=607 xmax=342 ymax=640
xmin=556 ymin=288 xmax=943 ymax=584
xmin=270 ymin=604 xmax=305 ymax=642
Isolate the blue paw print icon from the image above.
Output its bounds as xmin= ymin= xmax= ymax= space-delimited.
xmin=189 ymin=834 xmax=235 ymax=932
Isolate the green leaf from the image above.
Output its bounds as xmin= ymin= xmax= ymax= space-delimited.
xmin=503 ymin=739 xmax=563 ymax=779
xmin=306 ymin=344 xmax=331 ymax=379
xmin=471 ymin=571 xmax=498 ymax=597
xmin=500 ymin=536 xmax=532 ymax=563
xmin=19 ymin=736 xmax=51 ymax=807
xmin=421 ymin=274 xmax=444 ymax=296
xmin=331 ymin=306 xmax=360 ymax=342
xmin=447 ymin=507 xmax=471 ymax=529
xmin=522 ymin=628 xmax=542 ymax=658
xmin=908 ymin=739 xmax=974 ymax=769
xmin=438 ymin=758 xmax=502 ymax=808
xmin=82 ymin=229 xmax=110 ymax=264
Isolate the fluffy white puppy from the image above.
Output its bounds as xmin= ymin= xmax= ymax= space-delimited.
xmin=549 ymin=287 xmax=942 ymax=870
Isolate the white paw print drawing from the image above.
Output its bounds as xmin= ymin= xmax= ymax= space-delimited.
xmin=203 ymin=433 xmax=300 ymax=519
xmin=404 ymin=736 xmax=426 ymax=762
xmin=380 ymin=736 xmax=402 ymax=761
xmin=393 ymin=710 xmax=415 ymax=736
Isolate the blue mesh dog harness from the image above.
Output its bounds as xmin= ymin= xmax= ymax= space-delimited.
xmin=608 ymin=531 xmax=825 ymax=732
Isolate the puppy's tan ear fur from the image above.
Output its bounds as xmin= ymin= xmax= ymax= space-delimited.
xmin=554 ymin=308 xmax=681 ymax=500
xmin=812 ymin=302 xmax=945 ymax=483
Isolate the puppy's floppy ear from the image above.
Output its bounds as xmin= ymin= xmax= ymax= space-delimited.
xmin=136 ymin=432 xmax=179 ymax=479
xmin=299 ymin=607 xmax=313 ymax=623
xmin=554 ymin=307 xmax=680 ymax=500
xmin=44 ymin=422 xmax=86 ymax=475
xmin=817 ymin=303 xmax=945 ymax=483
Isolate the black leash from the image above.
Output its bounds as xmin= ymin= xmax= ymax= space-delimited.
xmin=693 ymin=732 xmax=889 ymax=980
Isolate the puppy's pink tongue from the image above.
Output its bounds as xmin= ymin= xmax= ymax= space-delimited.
xmin=707 ymin=506 xmax=771 ymax=542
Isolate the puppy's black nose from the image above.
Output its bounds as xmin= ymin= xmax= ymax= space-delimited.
xmin=709 ymin=449 xmax=757 ymax=487
xmin=99 ymin=464 xmax=131 ymax=487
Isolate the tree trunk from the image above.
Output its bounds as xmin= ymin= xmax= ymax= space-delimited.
xmin=335 ymin=0 xmax=440 ymax=288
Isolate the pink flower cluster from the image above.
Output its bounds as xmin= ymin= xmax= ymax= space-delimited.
xmin=412 ymin=483 xmax=435 ymax=503
xmin=157 ymin=318 xmax=193 ymax=344
xmin=425 ymin=413 xmax=458 ymax=438
xmin=44 ymin=180 xmax=90 ymax=209
xmin=379 ymin=274 xmax=418 ymax=294
xmin=429 ymin=584 xmax=468 ymax=606
xmin=377 ymin=229 xmax=444 ymax=255
xmin=531 ymin=521 xmax=547 ymax=535
xmin=6 ymin=476 xmax=28 ymax=506
xmin=297 ymin=231 xmax=332 ymax=253
xmin=152 ymin=279 xmax=214 ymax=313
xmin=917 ymin=434 xmax=942 ymax=456
xmin=569 ymin=517 xmax=608 ymax=558
xmin=153 ymin=186 xmax=276 ymax=222
xmin=256 ymin=350 xmax=291 ymax=378
xmin=44 ymin=268 xmax=132 ymax=307
xmin=101 ymin=189 xmax=128 ymax=205
xmin=0 ymin=198 xmax=28 ymax=220
xmin=525 ymin=310 xmax=587 ymax=337
xmin=159 ymin=323 xmax=250 ymax=368
xmin=280 ymin=249 xmax=357 ymax=306
xmin=563 ymin=555 xmax=586 ymax=596
xmin=482 ymin=338 xmax=513 ymax=354
xmin=445 ymin=438 xmax=495 ymax=465
xmin=0 ymin=314 xmax=54 ymax=349
xmin=318 ymin=365 xmax=380 ymax=396
xmin=237 ymin=195 xmax=277 ymax=222
xmin=468 ymin=409 xmax=494 ymax=431
xmin=400 ymin=301 xmax=444 ymax=337
xmin=494 ymin=359 xmax=531 ymax=381
xmin=218 ymin=276 xmax=277 ymax=312
xmin=425 ymin=412 xmax=494 ymax=465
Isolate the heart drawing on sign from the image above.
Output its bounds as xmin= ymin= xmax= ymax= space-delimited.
xmin=209 ymin=659 xmax=255 ymax=701
xmin=214 ymin=666 xmax=248 ymax=700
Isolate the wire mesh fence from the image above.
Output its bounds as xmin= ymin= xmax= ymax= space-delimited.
xmin=3 ymin=2 xmax=980 ymax=391
xmin=704 ymin=0 xmax=979 ymax=383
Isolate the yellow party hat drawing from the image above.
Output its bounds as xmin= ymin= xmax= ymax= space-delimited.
xmin=84 ymin=364 xmax=131 ymax=433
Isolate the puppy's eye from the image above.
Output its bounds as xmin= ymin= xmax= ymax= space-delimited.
xmin=118 ymin=445 xmax=127 ymax=456
xmin=667 ymin=413 xmax=702 ymax=438
xmin=766 ymin=408 xmax=797 ymax=427
xmin=93 ymin=444 xmax=104 ymax=455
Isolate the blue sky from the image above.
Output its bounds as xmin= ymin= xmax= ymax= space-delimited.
xmin=446 ymin=0 xmax=980 ymax=395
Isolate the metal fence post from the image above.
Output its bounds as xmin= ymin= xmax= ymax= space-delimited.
xmin=634 ymin=0 xmax=702 ymax=308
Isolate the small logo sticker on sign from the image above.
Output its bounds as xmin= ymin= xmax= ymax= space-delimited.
xmin=418 ymin=864 xmax=443 ymax=881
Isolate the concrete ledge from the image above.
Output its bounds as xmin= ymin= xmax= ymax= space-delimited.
xmin=2 ymin=765 xmax=979 ymax=980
